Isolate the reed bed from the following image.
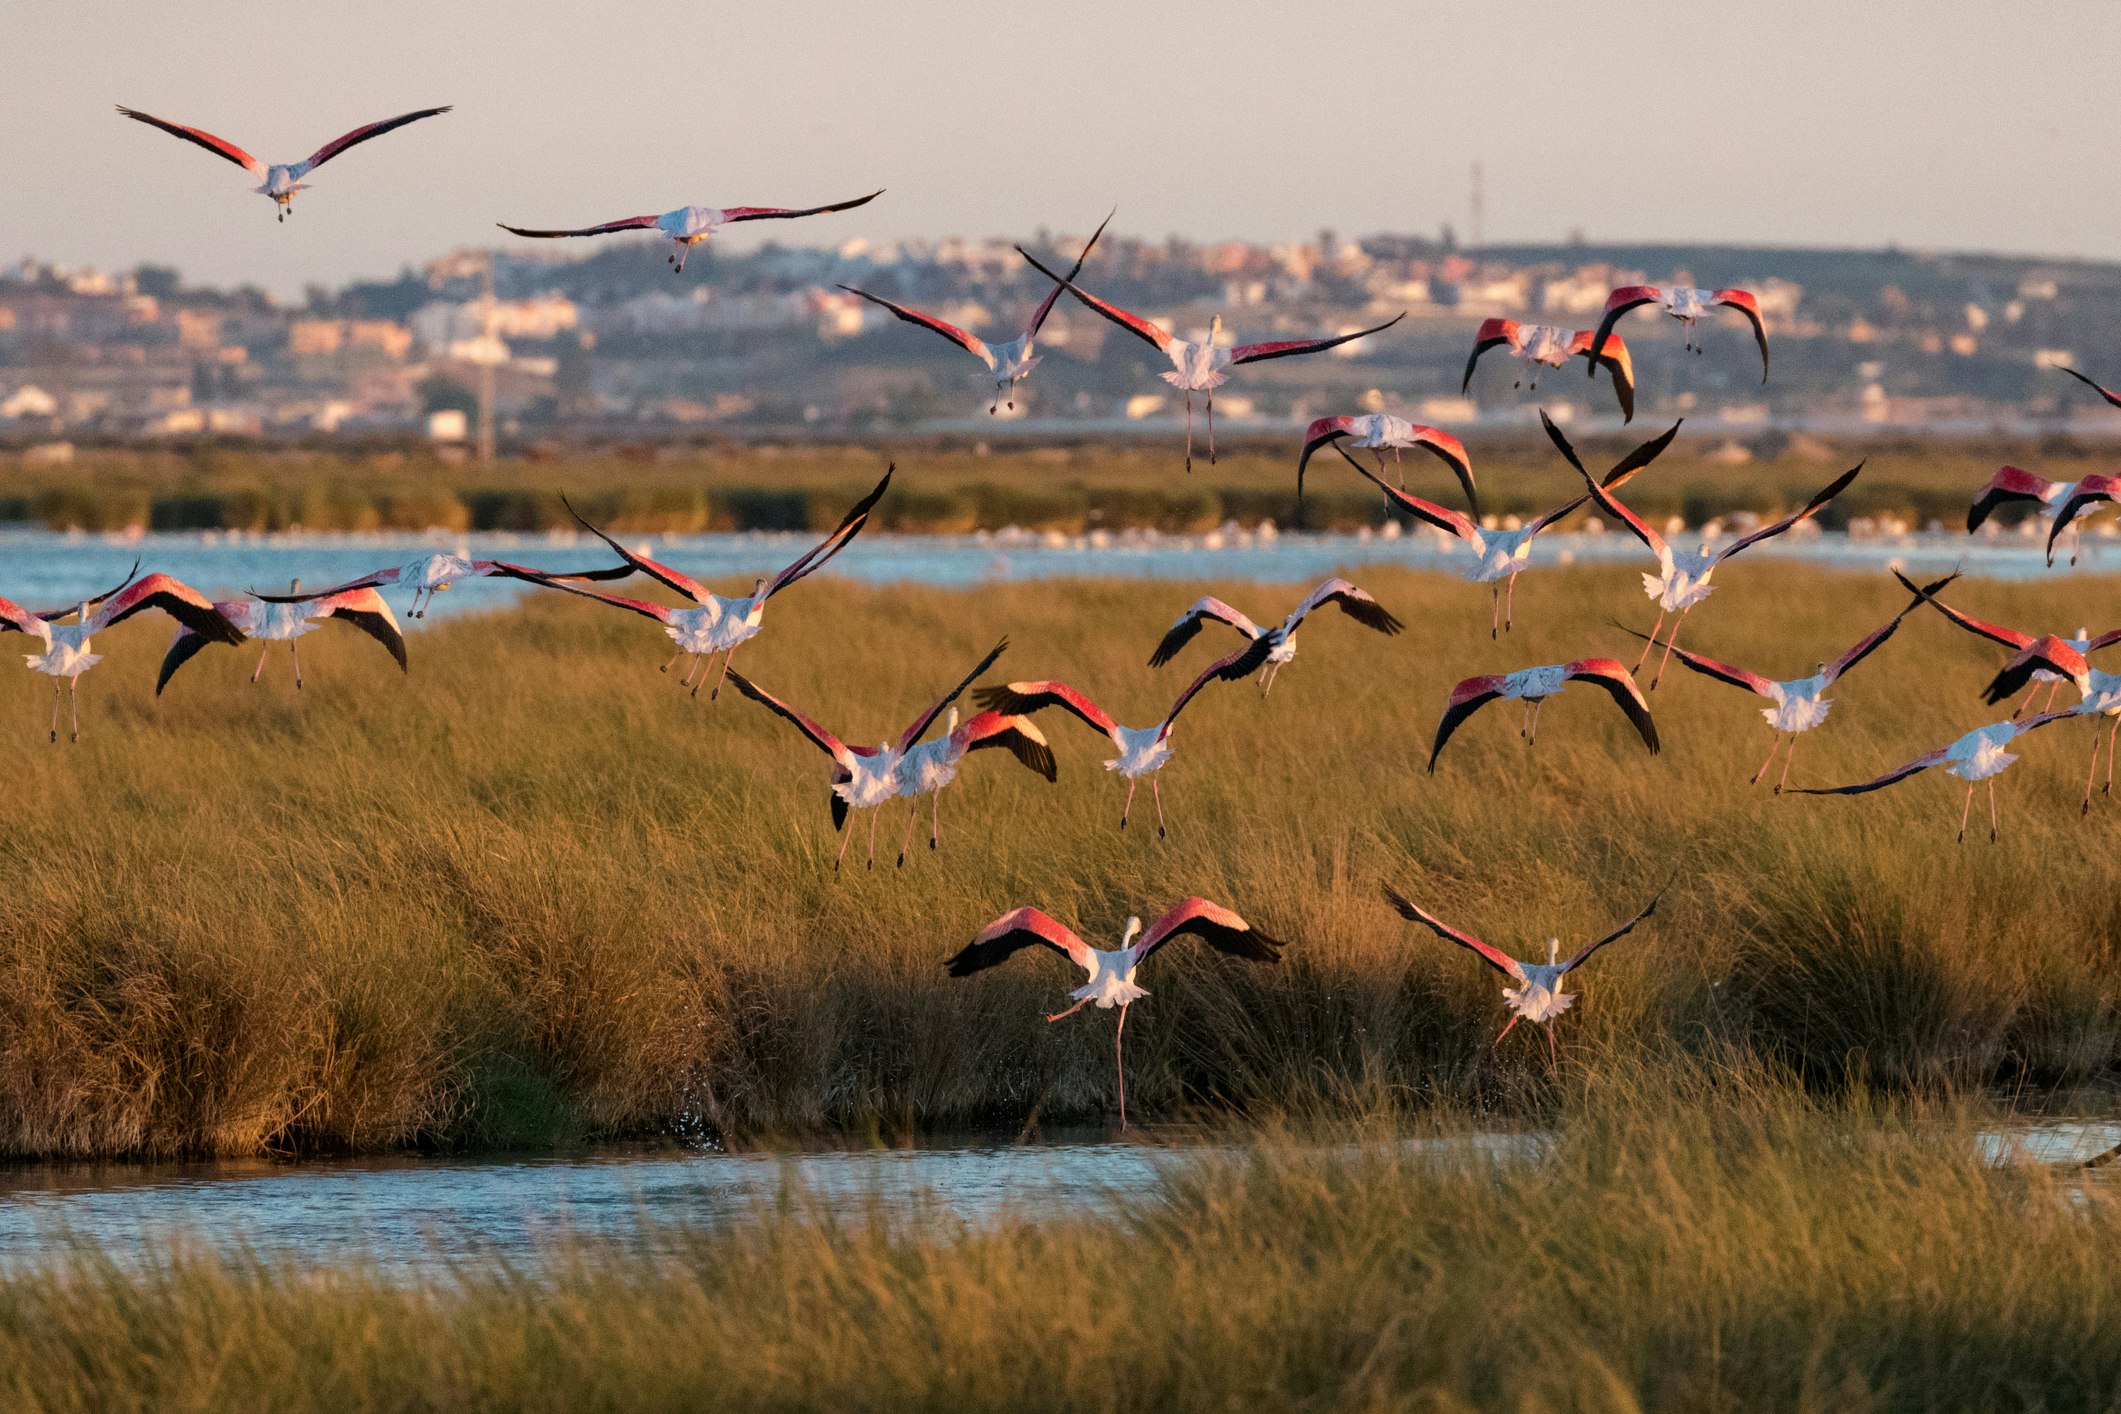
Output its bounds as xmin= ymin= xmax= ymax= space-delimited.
xmin=0 ymin=438 xmax=2094 ymax=533
xmin=0 ymin=1072 xmax=2115 ymax=1411
xmin=2 ymin=559 xmax=2119 ymax=1157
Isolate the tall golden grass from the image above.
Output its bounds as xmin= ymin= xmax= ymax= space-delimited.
xmin=2 ymin=559 xmax=2118 ymax=1156
xmin=0 ymin=1071 xmax=2113 ymax=1410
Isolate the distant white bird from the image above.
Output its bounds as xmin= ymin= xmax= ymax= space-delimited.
xmin=1588 ymin=285 xmax=1769 ymax=380
xmin=1018 ymin=246 xmax=1402 ymax=470
xmin=1382 ymin=884 xmax=1659 ymax=1060
xmin=1965 ymin=465 xmax=2119 ymax=567
xmin=256 ymin=551 xmax=630 ymax=619
xmin=837 ymin=214 xmax=1110 ymax=413
xmin=946 ymin=896 xmax=1282 ymax=1129
xmin=1296 ymin=415 xmax=1476 ymax=510
xmin=1461 ymin=321 xmax=1636 ymax=422
xmin=1147 ymin=578 xmax=1403 ymax=695
xmin=1615 ymin=575 xmax=1948 ymax=792
xmin=1 ymin=570 xmax=244 ymax=742
xmin=1893 ymin=568 xmax=2121 ymax=717
xmin=727 ymin=639 xmax=1055 ymax=870
xmin=499 ymin=190 xmax=883 ymax=274
xmin=116 ymin=105 xmax=451 ymax=221
xmin=1562 ymin=414 xmax=1860 ymax=687
xmin=976 ymin=638 xmax=1273 ymax=837
xmin=1333 ymin=418 xmax=1682 ymax=636
xmin=1429 ymin=658 xmax=1660 ymax=772
xmin=1790 ymin=711 xmax=2075 ymax=842
xmin=158 ymin=582 xmax=405 ymax=694
xmin=529 ymin=468 xmax=891 ymax=698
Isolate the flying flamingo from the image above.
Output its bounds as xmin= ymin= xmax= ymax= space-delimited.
xmin=975 ymin=638 xmax=1275 ymax=837
xmin=836 ymin=214 xmax=1110 ymax=413
xmin=1789 ymin=711 xmax=2075 ymax=842
xmin=1147 ymin=578 xmax=1403 ymax=695
xmin=1891 ymin=568 xmax=2121 ymax=717
xmin=1429 ymin=659 xmax=1659 ymax=772
xmin=253 ymin=551 xmax=631 ymax=619
xmin=1562 ymin=416 xmax=1861 ymax=687
xmin=157 ymin=582 xmax=404 ymax=694
xmin=116 ymin=105 xmax=451 ymax=221
xmin=1461 ymin=321 xmax=1637 ymax=422
xmin=1330 ymin=418 xmax=1682 ymax=636
xmin=945 ymin=897 xmax=1281 ymax=1129
xmin=1972 ymin=636 xmax=2121 ymax=814
xmin=726 ymin=639 xmax=1054 ymax=870
xmin=1 ymin=571 xmax=243 ymax=742
xmin=1016 ymin=246 xmax=1402 ymax=471
xmin=1613 ymin=573 xmax=1953 ymax=793
xmin=1965 ymin=466 xmax=2118 ymax=567
xmin=1381 ymin=884 xmax=1659 ymax=1062
xmin=1295 ymin=415 xmax=1475 ymax=509
xmin=1588 ymin=286 xmax=1769 ymax=380
xmin=499 ymin=190 xmax=882 ymax=274
xmin=526 ymin=467 xmax=891 ymax=699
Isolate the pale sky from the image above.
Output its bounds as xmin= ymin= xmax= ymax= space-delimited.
xmin=4 ymin=1 xmax=2115 ymax=296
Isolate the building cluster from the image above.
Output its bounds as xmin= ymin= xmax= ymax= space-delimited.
xmin=2 ymin=232 xmax=2118 ymax=449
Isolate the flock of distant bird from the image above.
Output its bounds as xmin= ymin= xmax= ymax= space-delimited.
xmin=10 ymin=103 xmax=2120 ymax=1122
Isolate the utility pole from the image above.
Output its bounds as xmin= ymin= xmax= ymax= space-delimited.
xmin=476 ymin=251 xmax=497 ymax=465
xmin=1469 ymin=161 xmax=1484 ymax=250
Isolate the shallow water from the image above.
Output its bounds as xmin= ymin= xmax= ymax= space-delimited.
xmin=0 ymin=526 xmax=2107 ymax=624
xmin=0 ymin=1120 xmax=2100 ymax=1274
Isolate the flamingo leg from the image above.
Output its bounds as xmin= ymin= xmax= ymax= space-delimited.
xmin=1152 ymin=776 xmax=1168 ymax=839
xmin=2106 ymin=716 xmax=2118 ymax=796
xmin=2050 ymin=680 xmax=2066 ymax=712
xmin=1775 ymin=733 xmax=1799 ymax=794
xmin=68 ymin=681 xmax=79 ymax=744
xmin=1183 ymin=395 xmax=1195 ymax=474
xmin=1115 ymin=1003 xmax=1130 ymax=1131
xmin=1490 ymin=583 xmax=1501 ymax=640
xmin=1046 ymin=997 xmax=1088 ymax=1024
xmin=834 ymin=814 xmax=855 ymax=872
xmin=1750 ymin=733 xmax=1782 ymax=786
xmin=1957 ymin=782 xmax=1975 ymax=844
xmin=1493 ymin=1014 xmax=1522 ymax=1048
xmin=1633 ymin=609 xmax=1666 ymax=675
xmin=930 ymin=787 xmax=941 ymax=851
xmin=1988 ymin=777 xmax=1999 ymax=843
xmin=1120 ymin=778 xmax=1137 ymax=830
xmin=704 ymin=648 xmax=735 ymax=701
xmin=1504 ymin=572 xmax=1518 ymax=632
xmin=896 ymin=797 xmax=920 ymax=868
xmin=1650 ymin=608 xmax=1692 ymax=690
xmin=291 ymin=639 xmax=303 ymax=691
xmin=251 ymin=646 xmax=269 ymax=684
xmin=1206 ymin=389 xmax=1216 ymax=466
xmin=659 ymin=649 xmax=683 ymax=674
xmin=866 ymin=808 xmax=880 ymax=869
xmin=49 ymin=679 xmax=59 ymax=744
xmin=1546 ymin=1022 xmax=1559 ymax=1066
xmin=2085 ymin=727 xmax=2102 ymax=816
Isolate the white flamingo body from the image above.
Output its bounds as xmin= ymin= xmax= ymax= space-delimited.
xmin=159 ymin=585 xmax=406 ymax=694
xmin=662 ymin=588 xmax=766 ymax=655
xmin=2 ymin=571 xmax=244 ymax=741
xmin=1793 ymin=707 xmax=2073 ymax=841
xmin=1759 ymin=678 xmax=1835 ymax=733
xmin=23 ymin=624 xmax=100 ymax=680
xmin=947 ymin=900 xmax=1281 ymax=1128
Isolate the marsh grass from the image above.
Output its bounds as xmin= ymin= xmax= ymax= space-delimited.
xmin=0 ymin=1071 xmax=2115 ymax=1411
xmin=3 ymin=558 xmax=2121 ymax=1156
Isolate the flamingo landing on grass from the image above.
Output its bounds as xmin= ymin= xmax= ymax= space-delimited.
xmin=945 ymin=897 xmax=1282 ymax=1129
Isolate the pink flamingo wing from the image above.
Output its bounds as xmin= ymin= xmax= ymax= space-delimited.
xmin=1710 ymin=288 xmax=1770 ymax=380
xmin=718 ymin=190 xmax=883 ymax=223
xmin=297 ymin=106 xmax=451 ymax=173
xmin=498 ymin=215 xmax=661 ymax=239
xmin=1380 ymin=885 xmax=1525 ymax=979
xmin=947 ymin=906 xmax=1095 ymax=977
xmin=1588 ymin=286 xmax=1660 ymax=364
xmin=1229 ymin=312 xmax=1403 ymax=366
xmin=116 ymin=107 xmax=263 ymax=175
xmin=1716 ymin=463 xmax=1861 ymax=562
xmin=1024 ymin=210 xmax=1113 ymax=336
xmin=837 ymin=286 xmax=993 ymax=366
xmin=1136 ymin=897 xmax=1282 ymax=964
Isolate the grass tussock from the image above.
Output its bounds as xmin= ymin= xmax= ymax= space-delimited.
xmin=3 ymin=559 xmax=2121 ymax=1156
xmin=0 ymin=1073 xmax=2114 ymax=1410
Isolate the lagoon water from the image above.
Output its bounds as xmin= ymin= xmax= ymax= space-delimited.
xmin=0 ymin=525 xmax=2107 ymax=622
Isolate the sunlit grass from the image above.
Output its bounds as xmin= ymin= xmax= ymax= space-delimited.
xmin=2 ymin=559 xmax=2119 ymax=1156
